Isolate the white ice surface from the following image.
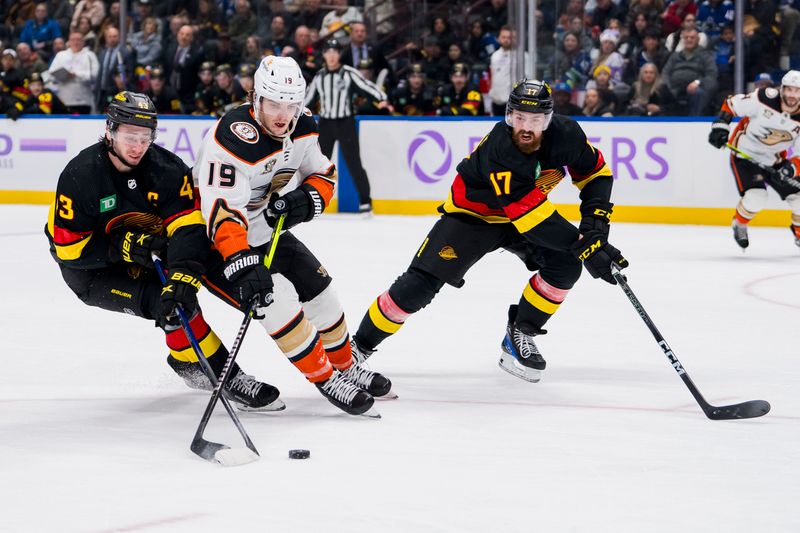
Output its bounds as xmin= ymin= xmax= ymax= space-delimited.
xmin=1 ymin=205 xmax=798 ymax=533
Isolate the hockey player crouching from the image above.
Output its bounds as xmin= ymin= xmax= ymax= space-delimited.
xmin=350 ymin=80 xmax=628 ymax=383
xmin=193 ymin=56 xmax=390 ymax=417
xmin=708 ymin=70 xmax=800 ymax=250
xmin=45 ymin=92 xmax=282 ymax=411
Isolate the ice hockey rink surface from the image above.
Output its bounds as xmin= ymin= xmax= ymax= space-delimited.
xmin=1 ymin=205 xmax=798 ymax=533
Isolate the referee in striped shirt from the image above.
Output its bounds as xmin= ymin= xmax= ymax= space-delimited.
xmin=305 ymin=38 xmax=389 ymax=213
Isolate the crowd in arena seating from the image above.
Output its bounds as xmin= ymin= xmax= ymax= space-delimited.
xmin=0 ymin=0 xmax=797 ymax=119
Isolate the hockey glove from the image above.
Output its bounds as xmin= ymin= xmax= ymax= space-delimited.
xmin=266 ymin=185 xmax=323 ymax=230
xmin=771 ymin=160 xmax=798 ymax=185
xmin=578 ymin=199 xmax=613 ymax=240
xmin=223 ymin=249 xmax=274 ymax=309
xmin=571 ymin=231 xmax=629 ymax=285
xmin=109 ymin=230 xmax=167 ymax=267
xmin=708 ymin=122 xmax=730 ymax=149
xmin=160 ymin=268 xmax=202 ymax=319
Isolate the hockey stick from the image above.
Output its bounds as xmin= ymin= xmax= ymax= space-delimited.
xmin=153 ymin=254 xmax=259 ymax=466
xmin=610 ymin=264 xmax=770 ymax=420
xmin=189 ymin=214 xmax=286 ymax=463
xmin=725 ymin=143 xmax=800 ymax=189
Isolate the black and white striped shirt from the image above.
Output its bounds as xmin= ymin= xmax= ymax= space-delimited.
xmin=305 ymin=65 xmax=386 ymax=119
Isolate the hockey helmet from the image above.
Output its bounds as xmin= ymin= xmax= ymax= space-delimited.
xmin=252 ymin=56 xmax=306 ymax=136
xmin=505 ymin=78 xmax=553 ymax=129
xmin=782 ymin=70 xmax=800 ymax=88
xmin=322 ymin=39 xmax=342 ymax=53
xmin=106 ymin=91 xmax=158 ymax=135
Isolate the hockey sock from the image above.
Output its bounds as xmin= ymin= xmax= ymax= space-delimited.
xmin=357 ymin=290 xmax=412 ymax=350
xmin=516 ymin=274 xmax=570 ymax=331
xmin=318 ymin=315 xmax=353 ymax=371
xmin=270 ymin=311 xmax=333 ymax=383
xmin=165 ymin=311 xmax=223 ymax=363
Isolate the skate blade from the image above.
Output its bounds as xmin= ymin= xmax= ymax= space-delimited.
xmin=376 ymin=390 xmax=398 ymax=400
xmin=234 ymin=398 xmax=287 ymax=412
xmin=498 ymin=357 xmax=541 ymax=383
xmin=361 ymin=407 xmax=381 ymax=419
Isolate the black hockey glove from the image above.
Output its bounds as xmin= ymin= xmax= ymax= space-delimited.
xmin=578 ymin=199 xmax=613 ymax=240
xmin=223 ymin=249 xmax=274 ymax=309
xmin=160 ymin=268 xmax=202 ymax=319
xmin=109 ymin=230 xmax=167 ymax=267
xmin=571 ymin=231 xmax=629 ymax=285
xmin=771 ymin=160 xmax=797 ymax=185
xmin=708 ymin=122 xmax=730 ymax=149
xmin=266 ymin=184 xmax=323 ymax=230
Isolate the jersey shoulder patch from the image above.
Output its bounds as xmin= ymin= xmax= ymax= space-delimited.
xmin=214 ymin=105 xmax=273 ymax=165
xmin=291 ymin=113 xmax=319 ymax=139
xmin=757 ymin=87 xmax=781 ymax=111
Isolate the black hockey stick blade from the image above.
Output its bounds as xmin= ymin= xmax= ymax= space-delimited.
xmin=704 ymin=399 xmax=771 ymax=420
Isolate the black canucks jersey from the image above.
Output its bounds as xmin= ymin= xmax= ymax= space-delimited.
xmin=46 ymin=143 xmax=207 ymax=269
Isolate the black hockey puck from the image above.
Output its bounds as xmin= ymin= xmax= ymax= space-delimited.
xmin=288 ymin=449 xmax=310 ymax=459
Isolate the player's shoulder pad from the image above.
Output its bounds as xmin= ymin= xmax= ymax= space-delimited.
xmin=213 ymin=104 xmax=266 ymax=164
xmin=147 ymin=143 xmax=190 ymax=175
xmin=757 ymin=87 xmax=781 ymax=110
xmin=548 ymin=114 xmax=588 ymax=145
xmin=61 ymin=142 xmax=105 ymax=181
xmin=291 ymin=111 xmax=319 ymax=140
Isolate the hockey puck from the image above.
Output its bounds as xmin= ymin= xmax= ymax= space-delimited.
xmin=288 ymin=449 xmax=310 ymax=460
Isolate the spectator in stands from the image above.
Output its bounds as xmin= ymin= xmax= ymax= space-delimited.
xmin=419 ymin=35 xmax=449 ymax=85
xmin=75 ymin=16 xmax=97 ymax=51
xmin=583 ymin=87 xmax=615 ymax=116
xmin=146 ymin=65 xmax=183 ymax=114
xmin=5 ymin=0 xmax=37 ymax=35
xmin=665 ymin=12 xmax=709 ymax=52
xmin=192 ymin=60 xmax=215 ymax=114
xmin=48 ymin=0 xmax=75 ymax=38
xmin=96 ymin=26 xmax=136 ymax=112
xmin=445 ymin=43 xmax=467 ymax=74
xmin=228 ymin=0 xmax=258 ymax=56
xmin=285 ymin=25 xmax=321 ymax=83
xmin=390 ymin=63 xmax=436 ymax=116
xmin=50 ymin=37 xmax=66 ymax=61
xmin=262 ymin=0 xmax=296 ymax=36
xmin=624 ymin=62 xmax=674 ymax=115
xmin=1 ymin=49 xmax=24 ymax=98
xmin=436 ymin=63 xmax=484 ymax=116
xmin=626 ymin=0 xmax=664 ymax=35
xmin=164 ymin=13 xmax=190 ymax=53
xmin=661 ymin=28 xmax=717 ymax=115
xmin=482 ymin=0 xmax=509 ymax=34
xmin=342 ymin=21 xmax=392 ymax=83
xmin=632 ymin=28 xmax=670 ymax=74
xmin=488 ymin=26 xmax=513 ymax=116
xmin=592 ymin=29 xmax=625 ymax=84
xmin=429 ymin=16 xmax=455 ymax=49
xmin=165 ymin=24 xmax=204 ymax=106
xmin=192 ymin=0 xmax=222 ymax=45
xmin=365 ymin=0 xmax=396 ymax=43
xmin=204 ymin=32 xmax=235 ymax=67
xmin=549 ymin=31 xmax=593 ymax=89
xmin=265 ymin=16 xmax=292 ymax=56
xmin=552 ymin=82 xmax=583 ymax=115
xmin=320 ymin=0 xmax=363 ymax=44
xmin=697 ymin=0 xmax=735 ymax=39
xmin=297 ymin=0 xmax=326 ymax=34
xmin=566 ymin=15 xmax=594 ymax=52
xmin=778 ymin=3 xmax=800 ymax=68
xmin=16 ymin=42 xmax=47 ymax=78
xmin=46 ymin=31 xmax=98 ymax=113
xmin=131 ymin=0 xmax=160 ymax=34
xmin=98 ymin=2 xmax=130 ymax=41
xmin=241 ymin=35 xmax=262 ymax=64
xmin=20 ymin=3 xmax=62 ymax=62
xmin=129 ymin=16 xmax=162 ymax=68
xmin=744 ymin=0 xmax=780 ymax=77
xmin=210 ymin=63 xmax=245 ymax=116
xmin=712 ymin=24 xmax=735 ymax=97
xmin=593 ymin=0 xmax=624 ymax=30
xmin=466 ymin=19 xmax=499 ymax=64
xmin=70 ymin=0 xmax=106 ymax=32
xmin=7 ymin=71 xmax=68 ymax=118
xmin=586 ymin=63 xmax=625 ymax=108
xmin=753 ymin=72 xmax=774 ymax=89
xmin=237 ymin=62 xmax=256 ymax=93
xmin=661 ymin=0 xmax=697 ymax=36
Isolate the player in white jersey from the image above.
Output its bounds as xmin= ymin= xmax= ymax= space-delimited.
xmin=193 ymin=56 xmax=391 ymax=417
xmin=708 ymin=70 xmax=800 ymax=250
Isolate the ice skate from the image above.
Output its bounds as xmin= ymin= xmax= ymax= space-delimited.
xmin=346 ymin=339 xmax=397 ymax=399
xmin=791 ymin=225 xmax=800 ymax=248
xmin=732 ymin=219 xmax=749 ymax=250
xmin=167 ymin=355 xmax=285 ymax=411
xmin=498 ymin=306 xmax=546 ymax=383
xmin=316 ymin=371 xmax=380 ymax=418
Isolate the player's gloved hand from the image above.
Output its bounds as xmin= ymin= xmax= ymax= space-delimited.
xmin=266 ymin=184 xmax=323 ymax=230
xmin=160 ymin=268 xmax=202 ymax=319
xmin=571 ymin=231 xmax=629 ymax=285
xmin=109 ymin=230 xmax=167 ymax=267
xmin=223 ymin=249 xmax=274 ymax=309
xmin=578 ymin=199 xmax=613 ymax=240
xmin=771 ymin=160 xmax=797 ymax=184
xmin=708 ymin=122 xmax=730 ymax=149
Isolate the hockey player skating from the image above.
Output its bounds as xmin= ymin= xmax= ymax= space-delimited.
xmin=45 ymin=91 xmax=282 ymax=411
xmin=708 ymin=70 xmax=800 ymax=250
xmin=193 ymin=56 xmax=391 ymax=417
xmin=350 ymin=80 xmax=628 ymax=383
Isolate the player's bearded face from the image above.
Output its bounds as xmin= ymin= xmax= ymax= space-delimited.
xmin=781 ymin=85 xmax=800 ymax=110
xmin=110 ymin=124 xmax=153 ymax=165
xmin=260 ymin=98 xmax=300 ymax=136
xmin=510 ymin=111 xmax=548 ymax=153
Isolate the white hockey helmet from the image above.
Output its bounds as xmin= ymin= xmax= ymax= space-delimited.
xmin=252 ymin=56 xmax=306 ymax=136
xmin=781 ymin=70 xmax=800 ymax=89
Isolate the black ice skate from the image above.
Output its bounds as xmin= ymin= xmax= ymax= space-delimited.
xmin=498 ymin=305 xmax=546 ymax=383
xmin=345 ymin=339 xmax=397 ymax=399
xmin=167 ymin=355 xmax=285 ymax=411
xmin=316 ymin=371 xmax=380 ymax=418
xmin=732 ymin=219 xmax=749 ymax=250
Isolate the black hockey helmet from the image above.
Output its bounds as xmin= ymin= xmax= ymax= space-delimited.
xmin=322 ymin=38 xmax=342 ymax=52
xmin=505 ymin=79 xmax=553 ymax=129
xmin=106 ymin=91 xmax=158 ymax=133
